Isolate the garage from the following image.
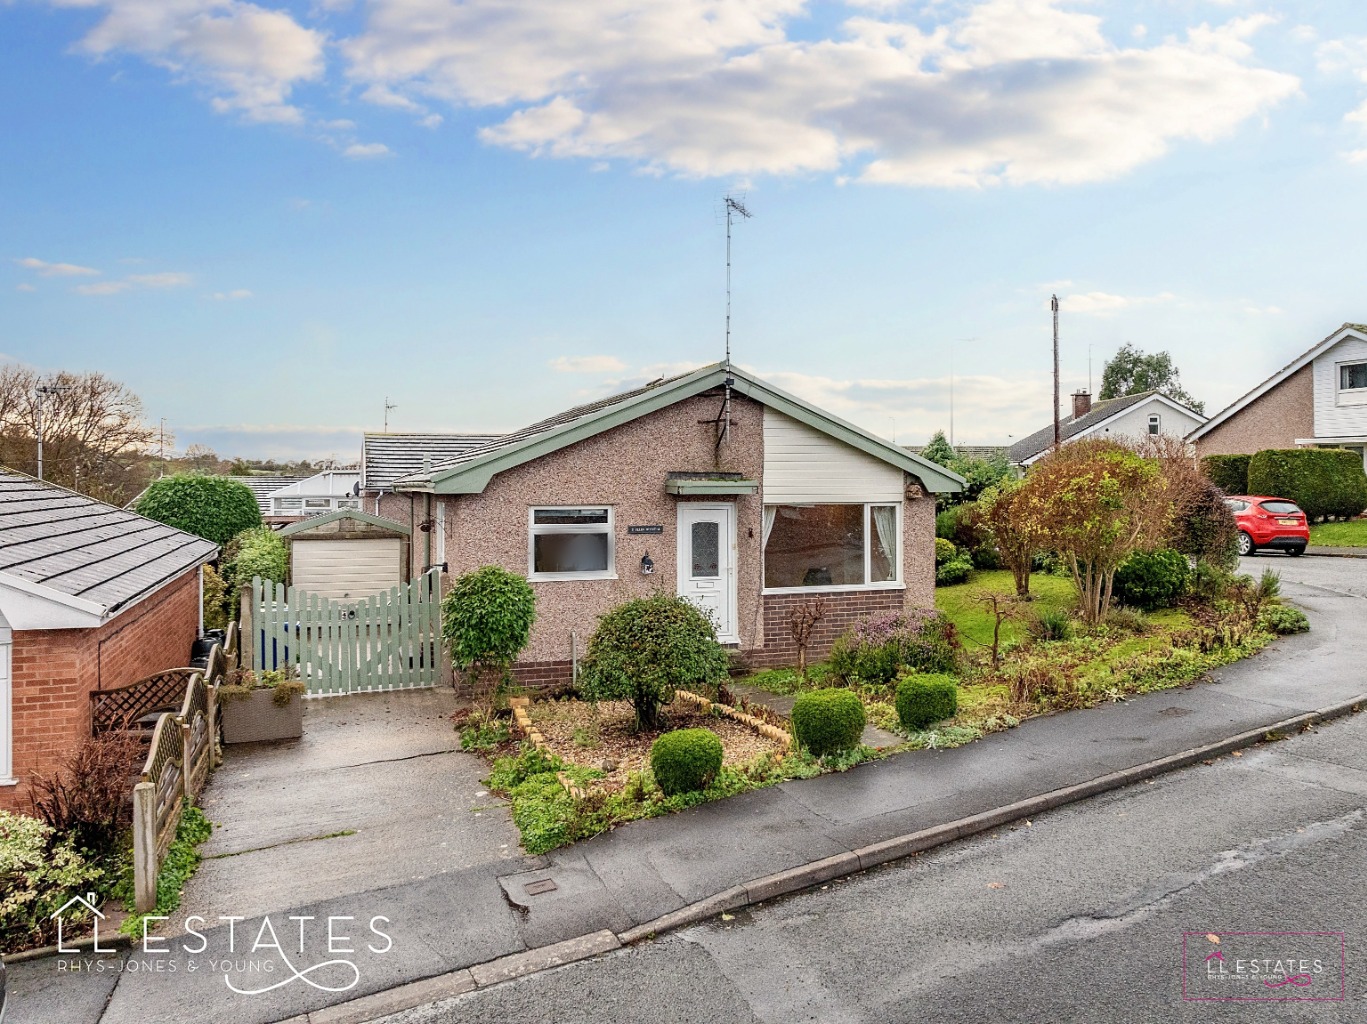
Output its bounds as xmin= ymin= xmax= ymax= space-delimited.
xmin=280 ymin=509 xmax=410 ymax=602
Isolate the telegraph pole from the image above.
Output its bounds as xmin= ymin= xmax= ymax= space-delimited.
xmin=1051 ymin=294 xmax=1061 ymax=451
xmin=35 ymin=382 xmax=71 ymax=481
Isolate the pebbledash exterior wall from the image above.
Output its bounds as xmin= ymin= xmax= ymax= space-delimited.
xmin=1193 ymin=364 xmax=1315 ymax=459
xmin=375 ymin=390 xmax=939 ymax=689
xmin=2 ymin=570 xmax=200 ymax=812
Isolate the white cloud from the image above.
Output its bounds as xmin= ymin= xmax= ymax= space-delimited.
xmin=75 ymin=270 xmax=193 ymax=295
xmin=343 ymin=141 xmax=391 ymax=158
xmin=16 ymin=257 xmax=100 ymax=277
xmin=51 ymin=0 xmax=326 ymax=124
xmin=1058 ymin=290 xmax=1175 ymax=315
xmin=344 ymin=0 xmax=1297 ymax=186
xmin=16 ymin=283 xmax=37 ymax=292
xmin=550 ymin=355 xmax=628 ymax=373
xmin=75 ymin=280 xmax=132 ymax=295
xmin=211 ymin=288 xmax=253 ymax=300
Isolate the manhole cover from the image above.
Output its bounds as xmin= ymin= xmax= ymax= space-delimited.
xmin=1159 ymin=707 xmax=1193 ymax=717
xmin=523 ymin=879 xmax=558 ymax=896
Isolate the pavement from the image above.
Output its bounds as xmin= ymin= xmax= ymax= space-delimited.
xmin=382 ymin=696 xmax=1367 ymax=1024
xmin=1306 ymin=545 xmax=1367 ymax=558
xmin=8 ymin=555 xmax=1366 ymax=1024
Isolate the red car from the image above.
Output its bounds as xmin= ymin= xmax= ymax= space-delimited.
xmin=1226 ymin=496 xmax=1309 ymax=557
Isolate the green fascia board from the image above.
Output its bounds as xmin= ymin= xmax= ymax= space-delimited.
xmin=278 ymin=508 xmax=412 ymax=537
xmin=665 ymin=478 xmax=760 ymax=495
xmin=405 ymin=362 xmax=964 ymax=495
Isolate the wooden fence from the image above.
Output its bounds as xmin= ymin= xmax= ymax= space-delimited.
xmin=130 ymin=628 xmax=235 ymax=913
xmin=251 ymin=571 xmax=442 ymax=695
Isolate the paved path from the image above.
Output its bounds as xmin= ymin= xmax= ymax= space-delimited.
xmin=9 ymin=557 xmax=1365 ymax=1024
xmin=727 ymin=683 xmax=903 ymax=749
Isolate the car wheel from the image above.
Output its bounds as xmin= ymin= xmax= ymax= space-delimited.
xmin=1288 ymin=545 xmax=1306 ymax=557
xmin=1237 ymin=531 xmax=1255 ymax=556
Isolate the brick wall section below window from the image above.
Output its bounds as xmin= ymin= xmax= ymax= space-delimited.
xmin=2 ymin=570 xmax=201 ymax=813
xmin=749 ymin=589 xmax=907 ymax=669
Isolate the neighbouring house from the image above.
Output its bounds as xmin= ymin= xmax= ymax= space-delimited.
xmin=279 ymin=508 xmax=412 ymax=601
xmin=1188 ymin=323 xmax=1367 ymax=471
xmin=371 ymin=363 xmax=961 ymax=687
xmin=0 ymin=470 xmax=217 ymax=810
xmin=236 ymin=475 xmax=304 ymax=520
xmin=360 ymin=432 xmax=502 ymax=516
xmin=1007 ymin=389 xmax=1207 ymax=468
xmin=263 ymin=470 xmax=362 ymax=523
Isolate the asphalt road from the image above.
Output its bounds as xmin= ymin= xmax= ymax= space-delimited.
xmin=382 ymin=554 xmax=1367 ymax=1024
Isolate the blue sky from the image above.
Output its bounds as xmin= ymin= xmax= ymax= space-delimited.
xmin=4 ymin=0 xmax=1367 ymax=460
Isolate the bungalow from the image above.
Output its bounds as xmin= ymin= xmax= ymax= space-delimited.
xmin=377 ymin=363 xmax=962 ymax=686
xmin=263 ymin=470 xmax=362 ymax=523
xmin=0 ymin=470 xmax=216 ymax=810
xmin=1188 ymin=323 xmax=1367 ymax=470
xmin=1007 ymin=389 xmax=1207 ymax=467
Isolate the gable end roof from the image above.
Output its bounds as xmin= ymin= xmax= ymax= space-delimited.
xmin=1008 ymin=390 xmax=1204 ymax=464
xmin=1188 ymin=323 xmax=1367 ymax=441
xmin=393 ymin=363 xmax=965 ymax=494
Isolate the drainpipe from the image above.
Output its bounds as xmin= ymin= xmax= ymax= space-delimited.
xmin=425 ymin=493 xmax=433 ymax=574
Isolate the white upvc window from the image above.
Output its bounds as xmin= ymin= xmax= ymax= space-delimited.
xmin=762 ymin=502 xmax=901 ymax=593
xmin=1148 ymin=413 xmax=1161 ymax=435
xmin=528 ymin=507 xmax=616 ymax=581
xmin=1338 ymin=361 xmax=1367 ymax=406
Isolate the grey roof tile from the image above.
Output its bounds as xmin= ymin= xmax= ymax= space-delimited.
xmin=0 ymin=470 xmax=218 ymax=617
xmin=362 ymin=433 xmax=504 ymax=491
xmin=1007 ymin=391 xmax=1159 ymax=464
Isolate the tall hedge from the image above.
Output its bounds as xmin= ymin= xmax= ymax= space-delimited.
xmin=1202 ymin=454 xmax=1250 ymax=495
xmin=1246 ymin=449 xmax=1367 ymax=522
xmin=134 ymin=474 xmax=262 ymax=545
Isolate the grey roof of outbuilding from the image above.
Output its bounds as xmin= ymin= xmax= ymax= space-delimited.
xmin=0 ymin=470 xmax=218 ymax=617
xmin=1007 ymin=391 xmax=1167 ymax=464
xmin=362 ymin=432 xmax=507 ymax=491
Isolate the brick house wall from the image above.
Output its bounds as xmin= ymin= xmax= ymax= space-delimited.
xmin=1193 ymin=364 xmax=1315 ymax=459
xmin=2 ymin=570 xmax=200 ymax=812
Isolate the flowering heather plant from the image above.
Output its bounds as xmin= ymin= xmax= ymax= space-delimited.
xmin=830 ymin=611 xmax=959 ymax=684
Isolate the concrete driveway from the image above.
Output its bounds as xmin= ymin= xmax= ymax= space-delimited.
xmin=169 ymin=687 xmax=522 ymax=928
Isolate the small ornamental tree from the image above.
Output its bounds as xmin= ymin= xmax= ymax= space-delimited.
xmin=977 ymin=479 xmax=1050 ymax=598
xmin=442 ymin=566 xmax=537 ymax=691
xmin=1024 ymin=439 xmax=1170 ymax=626
xmin=578 ymin=594 xmax=728 ymax=731
xmin=134 ymin=474 xmax=262 ymax=545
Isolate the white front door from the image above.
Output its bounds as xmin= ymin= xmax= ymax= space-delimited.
xmin=677 ymin=503 xmax=738 ymax=643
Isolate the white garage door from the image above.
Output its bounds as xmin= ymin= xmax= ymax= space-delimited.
xmin=292 ymin=539 xmax=403 ymax=602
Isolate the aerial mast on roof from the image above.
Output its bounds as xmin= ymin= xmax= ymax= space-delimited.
xmin=384 ymin=396 xmax=397 ymax=432
xmin=716 ymin=195 xmax=752 ymax=456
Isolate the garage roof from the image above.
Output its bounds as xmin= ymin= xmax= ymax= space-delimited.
xmin=0 ymin=470 xmax=218 ymax=620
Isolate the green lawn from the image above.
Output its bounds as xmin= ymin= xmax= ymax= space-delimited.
xmin=1309 ymin=520 xmax=1367 ymax=547
xmin=933 ymin=570 xmax=1074 ymax=646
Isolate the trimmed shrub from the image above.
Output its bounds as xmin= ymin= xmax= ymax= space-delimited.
xmin=791 ymin=688 xmax=866 ymax=756
xmin=227 ymin=526 xmax=287 ymax=587
xmin=1114 ymin=549 xmax=1192 ymax=611
xmin=442 ymin=566 xmax=537 ymax=687
xmin=935 ymin=554 xmax=973 ymax=586
xmin=829 ymin=612 xmax=959 ymax=684
xmin=134 ymin=474 xmax=262 ymax=545
xmin=579 ymin=594 xmax=728 ymax=730
xmin=895 ymin=674 xmax=959 ymax=730
xmin=1247 ymin=449 xmax=1367 ymax=522
xmin=934 ymin=537 xmax=958 ymax=566
xmin=970 ymin=545 xmax=1001 ymax=570
xmin=1259 ymin=605 xmax=1310 ymax=635
xmin=650 ymin=728 xmax=724 ymax=796
xmin=1202 ymin=454 xmax=1251 ymax=495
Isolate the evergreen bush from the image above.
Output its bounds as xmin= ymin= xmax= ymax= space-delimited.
xmin=791 ymin=689 xmax=866 ymax=757
xmin=1247 ymin=449 xmax=1367 ymax=522
xmin=134 ymin=474 xmax=262 ymax=545
xmin=650 ymin=728 xmax=724 ymax=796
xmin=1202 ymin=454 xmax=1251 ymax=495
xmin=895 ymin=674 xmax=959 ymax=730
xmin=1113 ymin=549 xmax=1192 ymax=610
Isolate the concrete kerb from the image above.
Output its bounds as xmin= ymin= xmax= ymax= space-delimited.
xmin=1305 ymin=546 xmax=1367 ymax=559
xmin=272 ymin=694 xmax=1365 ymax=1024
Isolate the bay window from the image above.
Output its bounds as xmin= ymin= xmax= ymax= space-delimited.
xmin=763 ymin=503 xmax=899 ymax=590
xmin=528 ymin=507 xmax=615 ymax=580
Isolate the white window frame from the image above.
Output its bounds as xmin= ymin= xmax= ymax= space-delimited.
xmin=1147 ymin=413 xmax=1161 ymax=435
xmin=527 ymin=506 xmax=617 ymax=581
xmin=1337 ymin=360 xmax=1367 ymax=407
xmin=761 ymin=501 xmax=903 ymax=595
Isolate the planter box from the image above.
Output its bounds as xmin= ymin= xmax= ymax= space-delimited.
xmin=220 ymin=689 xmax=303 ymax=744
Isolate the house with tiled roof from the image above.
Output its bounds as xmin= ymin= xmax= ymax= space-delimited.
xmin=0 ymin=470 xmax=217 ymax=810
xmin=1007 ymin=389 xmax=1207 ymax=467
xmin=1189 ymin=323 xmax=1367 ymax=471
xmin=365 ymin=363 xmax=962 ymax=687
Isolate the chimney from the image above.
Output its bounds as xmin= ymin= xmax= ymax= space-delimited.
xmin=1071 ymin=390 xmax=1092 ymax=419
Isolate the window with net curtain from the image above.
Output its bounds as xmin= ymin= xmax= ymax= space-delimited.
xmin=762 ymin=503 xmax=899 ymax=589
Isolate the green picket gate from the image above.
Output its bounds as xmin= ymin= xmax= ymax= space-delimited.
xmin=251 ymin=570 xmax=443 ymax=695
